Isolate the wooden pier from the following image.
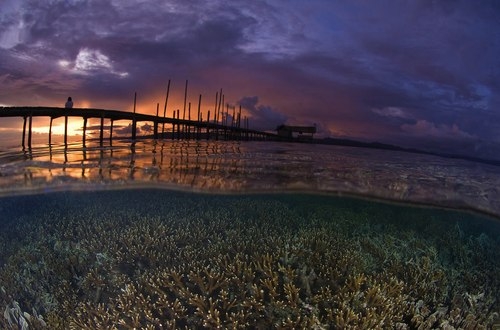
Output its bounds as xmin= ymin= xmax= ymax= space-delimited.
xmin=0 ymin=106 xmax=278 ymax=148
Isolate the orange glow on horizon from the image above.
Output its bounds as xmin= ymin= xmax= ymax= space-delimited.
xmin=76 ymin=100 xmax=92 ymax=109
xmin=32 ymin=118 xmax=84 ymax=136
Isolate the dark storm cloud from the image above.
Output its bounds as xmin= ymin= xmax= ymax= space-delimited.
xmin=1 ymin=0 xmax=499 ymax=158
xmin=0 ymin=0 xmax=258 ymax=109
xmin=238 ymin=96 xmax=287 ymax=131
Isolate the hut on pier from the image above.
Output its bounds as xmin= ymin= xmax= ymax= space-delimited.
xmin=276 ymin=124 xmax=316 ymax=140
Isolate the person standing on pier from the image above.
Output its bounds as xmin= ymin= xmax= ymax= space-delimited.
xmin=65 ymin=97 xmax=73 ymax=109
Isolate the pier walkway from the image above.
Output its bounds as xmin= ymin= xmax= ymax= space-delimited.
xmin=0 ymin=106 xmax=277 ymax=147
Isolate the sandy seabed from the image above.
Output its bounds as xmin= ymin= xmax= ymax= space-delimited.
xmin=0 ymin=189 xmax=499 ymax=329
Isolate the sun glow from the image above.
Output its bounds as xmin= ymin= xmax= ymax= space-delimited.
xmin=31 ymin=118 xmax=84 ymax=136
xmin=76 ymin=100 xmax=92 ymax=108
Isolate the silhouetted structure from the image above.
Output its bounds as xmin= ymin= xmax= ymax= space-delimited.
xmin=276 ymin=124 xmax=316 ymax=140
xmin=0 ymin=106 xmax=276 ymax=148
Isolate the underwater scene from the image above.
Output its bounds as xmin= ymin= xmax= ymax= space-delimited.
xmin=0 ymin=140 xmax=499 ymax=329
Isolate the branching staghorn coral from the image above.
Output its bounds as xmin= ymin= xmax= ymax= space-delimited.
xmin=0 ymin=192 xmax=498 ymax=328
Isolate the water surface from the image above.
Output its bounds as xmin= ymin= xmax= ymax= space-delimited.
xmin=1 ymin=139 xmax=499 ymax=218
xmin=0 ymin=139 xmax=499 ymax=328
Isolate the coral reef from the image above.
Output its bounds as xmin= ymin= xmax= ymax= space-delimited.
xmin=0 ymin=191 xmax=499 ymax=329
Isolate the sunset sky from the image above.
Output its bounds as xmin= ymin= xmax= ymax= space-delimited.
xmin=1 ymin=1 xmax=499 ymax=159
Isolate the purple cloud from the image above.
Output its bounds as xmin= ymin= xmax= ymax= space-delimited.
xmin=238 ymin=96 xmax=287 ymax=131
xmin=0 ymin=0 xmax=499 ymax=159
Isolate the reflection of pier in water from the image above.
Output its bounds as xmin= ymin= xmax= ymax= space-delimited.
xmin=21 ymin=141 xmax=248 ymax=190
xmin=0 ymin=106 xmax=278 ymax=148
xmin=12 ymin=138 xmax=500 ymax=219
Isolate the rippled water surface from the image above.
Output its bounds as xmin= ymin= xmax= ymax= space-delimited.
xmin=1 ymin=139 xmax=499 ymax=218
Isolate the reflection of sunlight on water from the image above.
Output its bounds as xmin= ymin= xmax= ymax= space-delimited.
xmin=1 ymin=140 xmax=248 ymax=191
xmin=0 ymin=139 xmax=500 ymax=218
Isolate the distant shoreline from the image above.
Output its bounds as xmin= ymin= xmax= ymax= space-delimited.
xmin=134 ymin=132 xmax=500 ymax=167
xmin=314 ymin=137 xmax=500 ymax=167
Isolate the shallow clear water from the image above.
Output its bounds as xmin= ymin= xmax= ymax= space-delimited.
xmin=0 ymin=139 xmax=499 ymax=328
xmin=1 ymin=139 xmax=500 ymax=218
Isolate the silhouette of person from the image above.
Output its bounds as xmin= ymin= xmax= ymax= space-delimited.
xmin=65 ymin=97 xmax=73 ymax=109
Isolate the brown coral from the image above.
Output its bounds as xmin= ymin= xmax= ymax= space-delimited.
xmin=0 ymin=191 xmax=498 ymax=329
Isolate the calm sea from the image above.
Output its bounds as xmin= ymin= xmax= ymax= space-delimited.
xmin=0 ymin=139 xmax=499 ymax=328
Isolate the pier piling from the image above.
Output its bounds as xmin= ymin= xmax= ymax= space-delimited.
xmin=99 ymin=113 xmax=104 ymax=145
xmin=83 ymin=117 xmax=87 ymax=146
xmin=49 ymin=117 xmax=53 ymax=145
xmin=2 ymin=101 xmax=281 ymax=148
xmin=28 ymin=112 xmax=33 ymax=148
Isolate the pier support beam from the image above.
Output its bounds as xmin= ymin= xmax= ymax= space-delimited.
xmin=206 ymin=111 xmax=211 ymax=140
xmin=132 ymin=118 xmax=137 ymax=140
xmin=28 ymin=113 xmax=33 ymax=148
xmin=171 ymin=110 xmax=175 ymax=140
xmin=109 ymin=119 xmax=114 ymax=143
xmin=132 ymin=91 xmax=137 ymax=140
xmin=176 ymin=109 xmax=180 ymax=140
xmin=99 ymin=114 xmax=104 ymax=145
xmin=3 ymin=105 xmax=258 ymax=146
xmin=64 ymin=115 xmax=68 ymax=146
xmin=83 ymin=117 xmax=87 ymax=147
xmin=22 ymin=116 xmax=27 ymax=148
xmin=154 ymin=103 xmax=159 ymax=140
xmin=49 ymin=117 xmax=53 ymax=145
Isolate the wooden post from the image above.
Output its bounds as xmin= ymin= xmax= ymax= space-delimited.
xmin=197 ymin=94 xmax=202 ymax=140
xmin=176 ymin=109 xmax=180 ymax=139
xmin=187 ymin=102 xmax=191 ymax=138
xmin=216 ymin=94 xmax=220 ymax=124
xmin=198 ymin=113 xmax=202 ymax=140
xmin=213 ymin=92 xmax=218 ymax=124
xmin=237 ymin=105 xmax=242 ymax=140
xmin=197 ymin=94 xmax=202 ymax=122
xmin=82 ymin=145 xmax=87 ymax=161
xmin=22 ymin=116 xmax=27 ymax=148
xmin=109 ymin=119 xmax=114 ymax=143
xmin=154 ymin=103 xmax=159 ymax=139
xmin=172 ymin=110 xmax=175 ymax=140
xmin=206 ymin=110 xmax=211 ymax=140
xmin=99 ymin=113 xmax=104 ymax=145
xmin=82 ymin=117 xmax=87 ymax=147
xmin=216 ymin=91 xmax=222 ymax=140
xmin=162 ymin=79 xmax=170 ymax=134
xmin=231 ymin=106 xmax=235 ymax=127
xmin=238 ymin=105 xmax=242 ymax=128
xmin=28 ymin=112 xmax=33 ymax=148
xmin=218 ymin=89 xmax=223 ymax=122
xmin=133 ymin=92 xmax=137 ymax=114
xmin=49 ymin=117 xmax=53 ymax=145
xmin=183 ymin=80 xmax=188 ymax=121
xmin=132 ymin=92 xmax=137 ymax=140
xmin=132 ymin=118 xmax=137 ymax=140
xmin=230 ymin=106 xmax=234 ymax=139
xmin=218 ymin=93 xmax=223 ymax=124
xmin=64 ymin=114 xmax=68 ymax=146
